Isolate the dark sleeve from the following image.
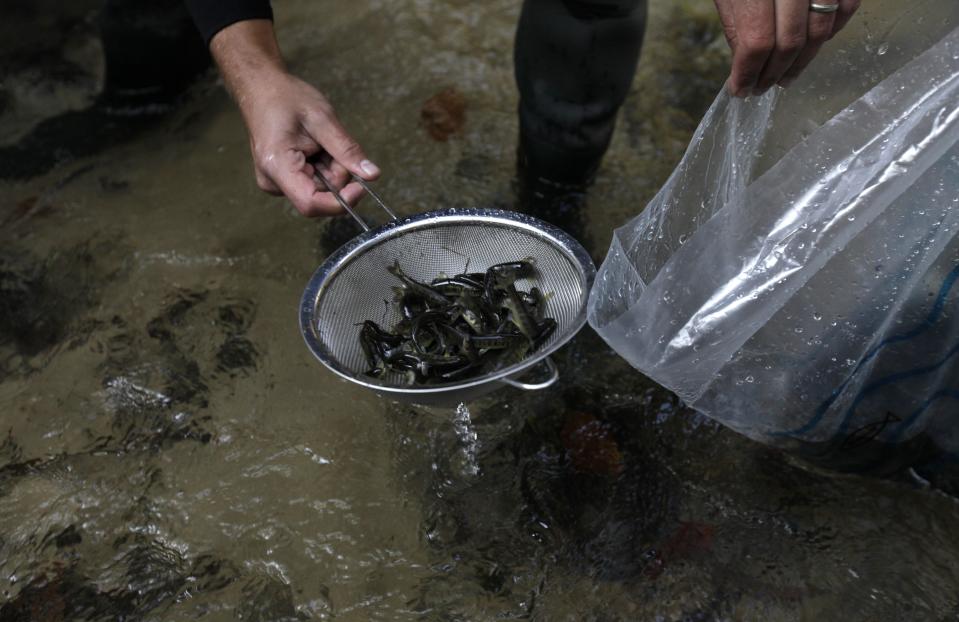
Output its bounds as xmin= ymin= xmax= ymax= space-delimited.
xmin=184 ymin=0 xmax=274 ymax=45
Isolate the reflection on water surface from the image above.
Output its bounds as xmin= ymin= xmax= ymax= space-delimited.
xmin=2 ymin=1 xmax=959 ymax=620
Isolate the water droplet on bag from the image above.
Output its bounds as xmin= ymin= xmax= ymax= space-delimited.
xmin=877 ymin=42 xmax=889 ymax=55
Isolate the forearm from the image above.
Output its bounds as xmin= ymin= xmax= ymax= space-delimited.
xmin=209 ymin=19 xmax=288 ymax=113
xmin=186 ymin=4 xmax=376 ymax=216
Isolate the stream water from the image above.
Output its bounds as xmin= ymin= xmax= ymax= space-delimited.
xmin=3 ymin=1 xmax=959 ymax=620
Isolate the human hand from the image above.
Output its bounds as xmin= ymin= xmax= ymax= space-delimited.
xmin=713 ymin=0 xmax=860 ymax=97
xmin=211 ymin=20 xmax=380 ymax=216
xmin=239 ymin=72 xmax=380 ymax=216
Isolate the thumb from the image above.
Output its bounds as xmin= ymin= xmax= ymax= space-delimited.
xmin=304 ymin=109 xmax=381 ymax=181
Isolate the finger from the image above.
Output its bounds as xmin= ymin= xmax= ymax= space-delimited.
xmin=259 ymin=147 xmax=344 ymax=217
xmin=307 ymin=182 xmax=367 ymax=217
xmin=713 ymin=0 xmax=738 ymax=50
xmin=328 ymin=181 xmax=366 ymax=209
xmin=313 ymin=158 xmax=353 ymax=192
xmin=727 ymin=0 xmax=776 ymax=97
xmin=779 ymin=4 xmax=836 ymax=86
xmin=255 ymin=169 xmax=283 ymax=196
xmin=830 ymin=0 xmax=860 ymax=37
xmin=302 ymin=107 xmax=381 ymax=181
xmin=755 ymin=0 xmax=807 ymax=92
xmin=311 ymin=163 xmax=367 ymax=212
xmin=252 ymin=137 xmax=283 ymax=195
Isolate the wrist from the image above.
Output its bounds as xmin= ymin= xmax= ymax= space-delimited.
xmin=210 ymin=19 xmax=288 ymax=106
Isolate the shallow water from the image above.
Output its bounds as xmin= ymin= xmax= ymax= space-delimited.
xmin=2 ymin=1 xmax=959 ymax=620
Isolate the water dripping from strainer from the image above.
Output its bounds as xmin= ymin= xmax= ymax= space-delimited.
xmin=452 ymin=403 xmax=480 ymax=477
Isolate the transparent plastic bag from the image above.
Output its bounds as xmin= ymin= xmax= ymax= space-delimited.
xmin=588 ymin=1 xmax=959 ymax=466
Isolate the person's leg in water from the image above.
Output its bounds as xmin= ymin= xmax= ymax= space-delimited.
xmin=513 ymin=0 xmax=647 ymax=240
xmin=0 ymin=0 xmax=208 ymax=180
xmin=99 ymin=0 xmax=210 ymax=108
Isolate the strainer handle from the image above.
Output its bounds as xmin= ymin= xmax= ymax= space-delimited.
xmin=314 ymin=170 xmax=398 ymax=232
xmin=499 ymin=357 xmax=559 ymax=391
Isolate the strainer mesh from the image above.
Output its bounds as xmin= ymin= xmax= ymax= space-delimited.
xmin=313 ymin=220 xmax=586 ymax=387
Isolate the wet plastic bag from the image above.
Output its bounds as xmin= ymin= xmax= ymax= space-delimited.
xmin=588 ymin=2 xmax=959 ymax=467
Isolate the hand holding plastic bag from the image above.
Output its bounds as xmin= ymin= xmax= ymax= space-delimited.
xmin=588 ymin=1 xmax=959 ymax=471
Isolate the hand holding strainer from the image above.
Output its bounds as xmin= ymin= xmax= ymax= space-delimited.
xmin=299 ymin=172 xmax=595 ymax=407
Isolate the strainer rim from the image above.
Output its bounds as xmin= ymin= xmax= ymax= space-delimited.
xmin=299 ymin=207 xmax=595 ymax=397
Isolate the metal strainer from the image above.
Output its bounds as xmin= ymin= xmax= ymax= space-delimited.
xmin=299 ymin=174 xmax=595 ymax=407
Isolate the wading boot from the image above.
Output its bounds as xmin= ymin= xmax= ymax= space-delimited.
xmin=0 ymin=0 xmax=209 ymax=180
xmin=513 ymin=131 xmax=598 ymax=248
xmin=512 ymin=0 xmax=647 ymax=249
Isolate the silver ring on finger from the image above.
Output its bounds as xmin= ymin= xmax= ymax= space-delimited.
xmin=809 ymin=2 xmax=840 ymax=13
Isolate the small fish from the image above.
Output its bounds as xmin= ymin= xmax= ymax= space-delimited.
xmin=452 ymin=289 xmax=486 ymax=333
xmin=360 ymin=320 xmax=404 ymax=377
xmin=398 ymin=291 xmax=427 ymax=319
xmin=502 ymin=284 xmax=539 ymax=340
xmin=441 ymin=323 xmax=477 ymax=359
xmin=524 ymin=287 xmax=551 ymax=323
xmin=487 ymin=258 xmax=537 ymax=287
xmin=493 ymin=335 xmax=531 ymax=369
xmin=388 ymin=261 xmax=450 ymax=307
xmin=454 ymin=274 xmax=486 ymax=289
xmin=360 ymin=333 xmax=383 ymax=376
xmin=431 ymin=275 xmax=484 ymax=297
xmin=410 ymin=310 xmax=450 ymax=354
xmin=357 ymin=259 xmax=556 ymax=384
xmin=470 ymin=333 xmax=527 ymax=350
xmin=533 ymin=318 xmax=557 ymax=350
